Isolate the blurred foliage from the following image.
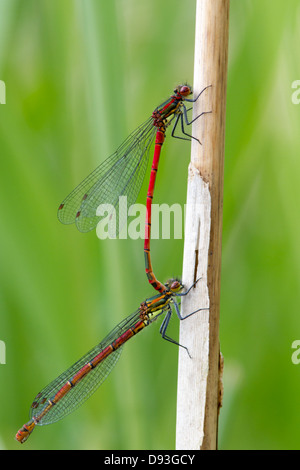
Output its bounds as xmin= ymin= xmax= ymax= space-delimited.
xmin=0 ymin=0 xmax=300 ymax=450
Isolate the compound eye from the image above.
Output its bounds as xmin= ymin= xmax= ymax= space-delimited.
xmin=170 ymin=280 xmax=181 ymax=291
xmin=180 ymin=85 xmax=192 ymax=96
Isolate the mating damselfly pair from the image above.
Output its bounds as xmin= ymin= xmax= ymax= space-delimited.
xmin=16 ymin=84 xmax=211 ymax=443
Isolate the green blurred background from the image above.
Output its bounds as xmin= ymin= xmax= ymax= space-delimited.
xmin=0 ymin=0 xmax=300 ymax=450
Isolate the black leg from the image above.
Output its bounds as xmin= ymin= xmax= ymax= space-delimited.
xmin=173 ymin=299 xmax=208 ymax=321
xmin=171 ymin=113 xmax=200 ymax=143
xmin=185 ymin=84 xmax=212 ymax=103
xmin=183 ymin=107 xmax=212 ymax=126
xmin=170 ymin=113 xmax=185 ymax=140
xmin=159 ymin=301 xmax=208 ymax=358
xmin=171 ymin=107 xmax=212 ymax=144
xmin=159 ymin=306 xmax=191 ymax=357
xmin=176 ymin=277 xmax=202 ymax=297
xmin=180 ymin=113 xmax=199 ymax=141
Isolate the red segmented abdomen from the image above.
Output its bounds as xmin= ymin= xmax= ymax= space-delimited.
xmin=144 ymin=130 xmax=166 ymax=294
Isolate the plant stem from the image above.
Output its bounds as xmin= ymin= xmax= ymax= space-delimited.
xmin=176 ymin=0 xmax=229 ymax=450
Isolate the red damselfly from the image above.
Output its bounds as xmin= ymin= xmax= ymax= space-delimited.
xmin=57 ymin=85 xmax=210 ymax=237
xmin=58 ymin=84 xmax=211 ymax=293
xmin=16 ymin=278 xmax=205 ymax=444
xmin=143 ymin=85 xmax=211 ymax=293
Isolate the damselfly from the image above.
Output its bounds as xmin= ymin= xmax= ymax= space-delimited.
xmin=57 ymin=85 xmax=210 ymax=239
xmin=16 ymin=278 xmax=205 ymax=444
xmin=143 ymin=85 xmax=211 ymax=293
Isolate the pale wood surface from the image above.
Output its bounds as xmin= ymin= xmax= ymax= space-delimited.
xmin=176 ymin=0 xmax=229 ymax=450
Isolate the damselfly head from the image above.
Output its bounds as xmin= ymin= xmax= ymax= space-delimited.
xmin=174 ymin=84 xmax=192 ymax=97
xmin=165 ymin=278 xmax=184 ymax=293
